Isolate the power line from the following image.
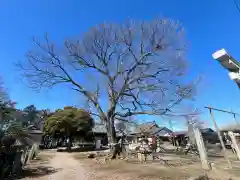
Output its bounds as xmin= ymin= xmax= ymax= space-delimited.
xmin=204 ymin=106 xmax=240 ymax=116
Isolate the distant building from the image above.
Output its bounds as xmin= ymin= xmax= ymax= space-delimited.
xmin=92 ymin=123 xmax=108 ymax=148
xmin=92 ymin=121 xmax=173 ymax=147
xmin=130 ymin=121 xmax=172 ymax=140
xmin=174 ymin=128 xmax=219 ymax=144
xmin=221 ymin=124 xmax=240 ymax=133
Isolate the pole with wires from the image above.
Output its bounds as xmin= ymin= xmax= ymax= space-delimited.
xmin=205 ymin=106 xmax=232 ymax=169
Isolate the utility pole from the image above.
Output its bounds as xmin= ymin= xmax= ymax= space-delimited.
xmin=232 ymin=111 xmax=239 ymax=125
xmin=205 ymin=106 xmax=232 ymax=169
xmin=193 ymin=127 xmax=210 ymax=170
xmin=228 ymin=131 xmax=240 ymax=160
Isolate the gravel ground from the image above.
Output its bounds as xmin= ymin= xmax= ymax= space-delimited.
xmin=23 ymin=152 xmax=152 ymax=180
xmin=20 ymin=151 xmax=237 ymax=180
xmin=47 ymin=153 xmax=89 ymax=179
xmin=21 ymin=152 xmax=183 ymax=180
xmin=21 ymin=152 xmax=89 ymax=180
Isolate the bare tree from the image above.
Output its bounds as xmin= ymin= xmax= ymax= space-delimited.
xmin=17 ymin=18 xmax=198 ymax=158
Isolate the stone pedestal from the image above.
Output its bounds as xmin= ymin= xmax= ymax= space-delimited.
xmin=95 ymin=140 xmax=101 ymax=149
xmin=137 ymin=152 xmax=153 ymax=162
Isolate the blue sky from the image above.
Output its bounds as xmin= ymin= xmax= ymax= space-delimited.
xmin=1 ymin=0 xmax=240 ymax=130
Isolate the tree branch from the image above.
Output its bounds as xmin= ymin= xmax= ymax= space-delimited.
xmin=18 ymin=19 xmax=197 ymax=136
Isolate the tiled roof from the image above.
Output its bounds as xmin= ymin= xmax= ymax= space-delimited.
xmin=173 ymin=130 xmax=188 ymax=136
xmin=131 ymin=121 xmax=172 ymax=136
xmin=92 ymin=121 xmax=173 ymax=137
xmin=133 ymin=121 xmax=158 ymax=133
xmin=92 ymin=124 xmax=123 ymax=136
xmin=200 ymin=128 xmax=214 ymax=133
xmin=92 ymin=124 xmax=107 ymax=133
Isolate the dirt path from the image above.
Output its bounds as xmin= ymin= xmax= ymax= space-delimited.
xmin=23 ymin=151 xmax=238 ymax=180
xmin=47 ymin=152 xmax=88 ymax=180
xmin=22 ymin=152 xmax=89 ymax=180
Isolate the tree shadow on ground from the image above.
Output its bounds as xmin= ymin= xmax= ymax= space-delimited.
xmin=11 ymin=166 xmax=61 ymax=179
xmin=207 ymin=154 xmax=224 ymax=158
xmin=57 ymin=146 xmax=108 ymax=152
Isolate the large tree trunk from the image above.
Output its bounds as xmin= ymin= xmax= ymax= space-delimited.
xmin=106 ymin=119 xmax=121 ymax=159
xmin=66 ymin=130 xmax=72 ymax=152
xmin=67 ymin=137 xmax=72 ymax=152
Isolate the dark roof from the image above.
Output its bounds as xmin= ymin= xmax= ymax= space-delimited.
xmin=131 ymin=121 xmax=172 ymax=136
xmin=92 ymin=121 xmax=173 ymax=137
xmin=92 ymin=124 xmax=125 ymax=137
xmin=200 ymin=128 xmax=214 ymax=133
xmin=155 ymin=127 xmax=172 ymax=136
xmin=133 ymin=121 xmax=159 ymax=133
xmin=92 ymin=124 xmax=106 ymax=134
xmin=173 ymin=130 xmax=188 ymax=136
